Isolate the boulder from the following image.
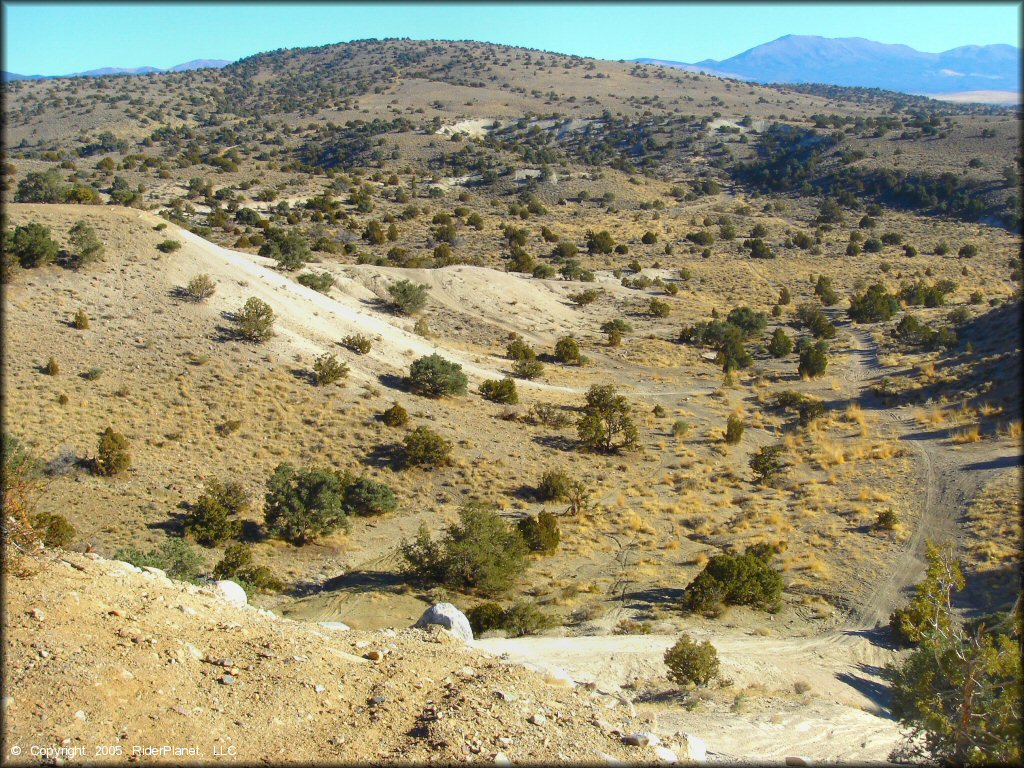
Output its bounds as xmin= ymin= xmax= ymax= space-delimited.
xmin=653 ymin=746 xmax=679 ymax=764
xmin=318 ymin=621 xmax=350 ymax=631
xmin=543 ymin=667 xmax=575 ymax=687
xmin=213 ymin=580 xmax=247 ymax=607
xmin=623 ymin=733 xmax=661 ymax=748
xmin=413 ymin=603 xmax=473 ymax=642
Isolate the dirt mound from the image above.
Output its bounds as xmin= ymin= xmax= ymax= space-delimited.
xmin=3 ymin=551 xmax=694 ymax=764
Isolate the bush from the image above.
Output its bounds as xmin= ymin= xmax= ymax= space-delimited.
xmin=518 ymin=511 xmax=560 ymax=554
xmin=342 ymin=334 xmax=372 ymax=354
xmin=95 ymin=427 xmax=130 ymax=476
xmin=400 ymin=502 xmax=528 ymax=595
xmin=725 ymin=414 xmax=744 ymax=444
xmin=68 ymin=220 xmax=104 ymax=267
xmin=577 ymin=384 xmax=638 ymax=453
xmin=114 ymin=538 xmax=204 ymax=583
xmin=10 ymin=223 xmax=59 ymax=268
xmin=725 ymin=306 xmax=767 ymax=336
xmin=312 ymin=353 xmax=348 ymax=386
xmin=467 ymin=601 xmax=556 ymax=637
xmin=684 ymin=544 xmax=783 ymax=615
xmin=554 ymin=336 xmax=583 ymax=365
xmin=72 ymin=310 xmax=90 ymax=330
xmin=875 ymin=508 xmax=899 ymax=531
xmin=213 ymin=542 xmax=285 ymax=593
xmin=767 ymin=328 xmax=793 ymax=357
xmin=30 ymin=512 xmax=76 ymax=548
xmin=480 ymin=377 xmax=518 ymax=404
xmin=156 ymin=239 xmax=182 ymax=253
xmin=184 ymin=274 xmax=216 ymax=301
xmin=506 ymin=335 xmax=536 ymax=362
xmin=388 ymin=279 xmax=429 ymax=314
xmin=213 ymin=541 xmax=253 ymax=579
xmin=798 ymin=341 xmax=829 ymax=378
xmin=530 ymin=403 xmax=573 ymax=429
xmin=407 ymin=353 xmax=467 ymax=398
xmin=649 ymin=298 xmax=671 ymax=318
xmin=750 ymin=444 xmax=786 ymax=484
xmin=568 ymin=289 xmax=600 ymax=307
xmin=263 ymin=463 xmax=348 ymax=544
xmin=184 ymin=479 xmax=248 ymax=546
xmin=343 ymin=477 xmax=398 ymax=516
xmin=672 ymin=419 xmax=690 ymax=438
xmin=536 ymin=469 xmax=572 ymax=501
xmin=402 ymin=426 xmax=453 ymax=468
xmin=44 ymin=357 xmax=60 ymax=376
xmin=297 ymin=271 xmax=335 ymax=293
xmin=849 ymin=284 xmax=900 ymax=323
xmin=381 ymin=402 xmax=409 ymax=427
xmin=664 ymin=634 xmax=720 ymax=687
xmin=234 ymin=297 xmax=275 ymax=342
xmin=958 ymin=243 xmax=978 ymax=258
xmin=814 ymin=276 xmax=839 ymax=306
xmin=513 ymin=358 xmax=544 ymax=380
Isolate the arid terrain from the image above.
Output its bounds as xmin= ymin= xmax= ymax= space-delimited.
xmin=3 ymin=38 xmax=1021 ymax=764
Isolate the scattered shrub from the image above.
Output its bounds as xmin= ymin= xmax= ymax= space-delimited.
xmin=407 ymin=354 xmax=467 ymax=398
xmin=387 ymin=279 xmax=429 ymax=314
xmin=467 ymin=601 xmax=556 ymax=637
xmin=297 ymin=271 xmax=335 ymax=293
xmin=664 ymin=634 xmax=720 ymax=687
xmin=184 ymin=479 xmax=248 ymax=546
xmin=342 ymin=334 xmax=372 ymax=354
xmin=798 ymin=341 xmax=830 ymax=378
xmin=68 ymin=220 xmax=104 ymax=267
xmin=513 ymin=357 xmax=544 ymax=380
xmin=750 ymin=444 xmax=786 ymax=484
xmin=849 ymin=284 xmax=900 ymax=323
xmin=684 ymin=544 xmax=783 ymax=615
xmin=554 ymin=336 xmax=584 ymax=365
xmin=517 ymin=511 xmax=560 ymax=554
xmin=114 ymin=538 xmax=203 ymax=583
xmin=480 ymin=377 xmax=518 ymax=404
xmin=381 ymin=402 xmax=409 ymax=427
xmin=30 ymin=512 xmax=76 ymax=548
xmin=402 ymin=426 xmax=453 ymax=468
xmin=577 ymin=384 xmax=638 ymax=453
xmin=156 ymin=239 xmax=182 ymax=253
xmin=343 ymin=477 xmax=398 ymax=516
xmin=72 ymin=310 xmax=90 ymax=330
xmin=185 ymin=274 xmax=216 ymax=301
xmin=536 ymin=469 xmax=572 ymax=501
xmin=263 ymin=463 xmax=348 ymax=544
xmin=233 ymin=297 xmax=275 ymax=342
xmin=312 ymin=353 xmax=348 ymax=386
xmin=725 ymin=414 xmax=744 ymax=444
xmin=767 ymin=327 xmax=793 ymax=357
xmin=94 ymin=427 xmax=130 ymax=476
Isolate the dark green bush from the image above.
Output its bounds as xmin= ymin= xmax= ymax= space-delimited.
xmin=68 ymin=220 xmax=104 ymax=267
xmin=10 ymin=222 xmax=59 ymax=268
xmin=297 ymin=271 xmax=335 ymax=293
xmin=157 ymin=239 xmax=182 ymax=253
xmin=263 ymin=463 xmax=348 ymax=544
xmin=798 ymin=340 xmax=829 ymax=378
xmin=849 ymin=284 xmax=900 ymax=323
xmin=407 ymin=354 xmax=467 ymax=397
xmin=31 ymin=512 xmax=76 ymax=548
xmin=517 ymin=511 xmax=560 ymax=554
xmin=664 ymin=634 xmax=720 ymax=687
xmin=95 ymin=427 xmax=130 ymax=476
xmin=467 ymin=601 xmax=556 ymax=637
xmin=381 ymin=402 xmax=409 ymax=427
xmin=114 ymin=538 xmax=204 ymax=583
xmin=402 ymin=426 xmax=452 ymax=468
xmin=684 ymin=544 xmax=783 ymax=615
xmin=184 ymin=479 xmax=248 ymax=546
xmin=513 ymin=357 xmax=544 ymax=380
xmin=767 ymin=328 xmax=793 ymax=357
xmin=725 ymin=414 xmax=744 ymax=444
xmin=577 ymin=384 xmax=638 ymax=453
xmin=537 ymin=469 xmax=572 ymax=501
xmin=480 ymin=377 xmax=518 ymax=404
xmin=750 ymin=444 xmax=786 ymax=484
xmin=554 ymin=336 xmax=583 ymax=365
xmin=387 ymin=279 xmax=429 ymax=314
xmin=343 ymin=477 xmax=397 ymax=516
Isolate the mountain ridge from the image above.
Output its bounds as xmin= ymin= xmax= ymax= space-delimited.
xmin=2 ymin=58 xmax=230 ymax=81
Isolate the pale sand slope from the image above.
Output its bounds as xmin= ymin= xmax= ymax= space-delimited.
xmin=477 ymin=631 xmax=903 ymax=762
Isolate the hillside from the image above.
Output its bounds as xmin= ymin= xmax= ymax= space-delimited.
xmin=2 ymin=37 xmax=1022 ymax=765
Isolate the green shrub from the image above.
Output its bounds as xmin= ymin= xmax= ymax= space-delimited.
xmin=767 ymin=328 xmax=793 ymax=357
xmin=11 ymin=222 xmax=59 ymax=268
xmin=342 ymin=334 xmax=372 ymax=354
xmin=530 ymin=403 xmax=573 ymax=429
xmin=814 ymin=276 xmax=839 ymax=306
xmin=68 ymin=220 xmax=104 ymax=267
xmin=798 ymin=341 xmax=829 ymax=378
xmin=684 ymin=544 xmax=783 ymax=615
xmin=849 ymin=284 xmax=900 ymax=323
xmin=213 ymin=543 xmax=285 ymax=593
xmin=297 ymin=271 xmax=335 ymax=293
xmin=234 ymin=297 xmax=275 ymax=342
xmin=114 ymin=538 xmax=204 ymax=583
xmin=312 ymin=353 xmax=348 ymax=386
xmin=43 ymin=356 xmax=59 ymax=376
xmin=568 ymin=289 xmax=601 ymax=307
xmin=875 ymin=508 xmax=899 ymax=531
xmin=156 ymin=239 xmax=182 ymax=253
xmin=725 ymin=414 xmax=744 ymax=445
xmin=672 ymin=419 xmax=690 ymax=438
xmin=184 ymin=479 xmax=248 ymax=546
xmin=401 ymin=502 xmax=528 ymax=595
xmin=31 ymin=512 xmax=76 ymax=548
xmin=513 ymin=358 xmax=544 ymax=380
xmin=407 ymin=353 xmax=467 ymax=398
xmin=749 ymin=444 xmax=786 ymax=484
xmin=402 ymin=426 xmax=452 ymax=468
xmin=480 ymin=377 xmax=518 ymax=404
xmin=83 ymin=367 xmax=103 ymax=381
xmin=649 ymin=298 xmax=671 ymax=317
xmin=185 ymin=274 xmax=216 ymax=301
xmin=381 ymin=402 xmax=409 ymax=427
xmin=577 ymin=384 xmax=638 ymax=453
xmin=518 ymin=511 xmax=560 ymax=554
xmin=554 ymin=336 xmax=583 ymax=365
xmin=213 ymin=541 xmax=253 ymax=579
xmin=506 ymin=335 xmax=535 ymax=362
xmin=536 ymin=469 xmax=572 ymax=501
xmin=95 ymin=427 xmax=130 ymax=476
xmin=664 ymin=634 xmax=720 ymax=687
xmin=343 ymin=477 xmax=398 ymax=516
xmin=388 ymin=279 xmax=429 ymax=314
xmin=263 ymin=463 xmax=348 ymax=544
xmin=958 ymin=243 xmax=978 ymax=258
xmin=69 ymin=309 xmax=90 ymax=331
xmin=725 ymin=306 xmax=768 ymax=336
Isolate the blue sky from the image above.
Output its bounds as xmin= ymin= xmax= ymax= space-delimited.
xmin=3 ymin=2 xmax=1020 ymax=76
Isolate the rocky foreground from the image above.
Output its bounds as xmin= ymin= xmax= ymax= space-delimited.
xmin=3 ymin=551 xmax=707 ymax=764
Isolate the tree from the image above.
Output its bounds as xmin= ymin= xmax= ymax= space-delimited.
xmin=401 ymin=502 xmax=528 ymax=595
xmin=10 ymin=223 xmax=59 ymax=268
xmin=402 ymin=426 xmax=452 ymax=468
xmin=600 ymin=318 xmax=633 ymax=346
xmin=717 ymin=325 xmax=752 ymax=372
xmin=16 ymin=169 xmax=66 ymax=203
xmin=343 ymin=477 xmax=398 ymax=516
xmin=814 ymin=275 xmax=839 ymax=306
xmin=849 ymin=284 xmax=900 ymax=323
xmin=664 ymin=634 xmax=720 ymax=687
xmin=95 ymin=427 xmax=130 ymax=476
xmin=554 ymin=336 xmax=584 ymax=365
xmin=798 ymin=340 xmax=829 ymax=379
xmin=234 ymin=297 xmax=275 ymax=342
xmin=586 ymin=230 xmax=615 ymax=254
xmin=684 ymin=544 xmax=783 ymax=615
xmin=407 ymin=353 xmax=467 ymax=397
xmin=725 ymin=306 xmax=767 ymax=336
xmin=68 ymin=220 xmax=104 ymax=267
xmin=387 ymin=279 xmax=429 ymax=314
xmin=264 ymin=463 xmax=348 ymax=544
xmin=536 ymin=469 xmax=572 ymax=501
xmin=184 ymin=479 xmax=247 ymax=546
xmin=887 ymin=542 xmax=1021 ymax=766
xmin=768 ymin=328 xmax=793 ymax=358
xmin=577 ymin=384 xmax=638 ymax=453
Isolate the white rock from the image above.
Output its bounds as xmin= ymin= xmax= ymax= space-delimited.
xmin=112 ymin=561 xmax=142 ymax=574
xmin=2 ymin=695 xmax=13 ymax=710
xmin=677 ymin=734 xmax=706 ymax=763
xmin=413 ymin=603 xmax=473 ymax=642
xmin=653 ymin=745 xmax=678 ymax=764
xmin=74 ymin=710 xmax=87 ymax=721
xmin=141 ymin=566 xmax=167 ymax=578
xmin=494 ymin=752 xmax=511 ymax=766
xmin=213 ymin=580 xmax=247 ymax=607
xmin=543 ymin=667 xmax=575 ymax=687
xmin=623 ymin=732 xmax=661 ymax=748
xmin=318 ymin=621 xmax=350 ymax=631
xmin=528 ymin=713 xmax=547 ymax=725
xmin=596 ymin=752 xmax=625 ymax=766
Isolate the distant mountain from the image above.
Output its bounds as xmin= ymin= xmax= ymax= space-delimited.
xmin=636 ymin=35 xmax=1020 ymax=99
xmin=2 ymin=59 xmax=230 ymax=82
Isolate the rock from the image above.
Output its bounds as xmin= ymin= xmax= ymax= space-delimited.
xmin=653 ymin=745 xmax=679 ymax=764
xmin=318 ymin=621 xmax=350 ymax=631
xmin=593 ymin=718 xmax=614 ymax=734
xmin=1 ymin=695 xmax=12 ymax=710
xmin=596 ymin=752 xmax=625 ymax=766
xmin=74 ymin=710 xmax=87 ymax=721
xmin=494 ymin=752 xmax=511 ymax=766
xmin=785 ymin=758 xmax=813 ymax=767
xmin=623 ymin=733 xmax=661 ymax=748
xmin=220 ymin=674 xmax=236 ymax=685
xmin=185 ymin=643 xmax=203 ymax=660
xmin=368 ymin=696 xmax=387 ymax=706
xmin=457 ymin=666 xmax=476 ymax=678
xmin=213 ymin=580 xmax=247 ymax=607
xmin=413 ymin=603 xmax=473 ymax=643
xmin=364 ymin=650 xmax=386 ymax=662
xmin=30 ymin=608 xmax=46 ymax=621
xmin=494 ymin=689 xmax=519 ymax=702
xmin=528 ymin=713 xmax=547 ymax=726
xmin=543 ymin=667 xmax=575 ymax=687
xmin=141 ymin=566 xmax=167 ymax=578
xmin=676 ymin=734 xmax=706 ymax=763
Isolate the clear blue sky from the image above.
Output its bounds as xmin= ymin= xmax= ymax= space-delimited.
xmin=3 ymin=2 xmax=1020 ymax=76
